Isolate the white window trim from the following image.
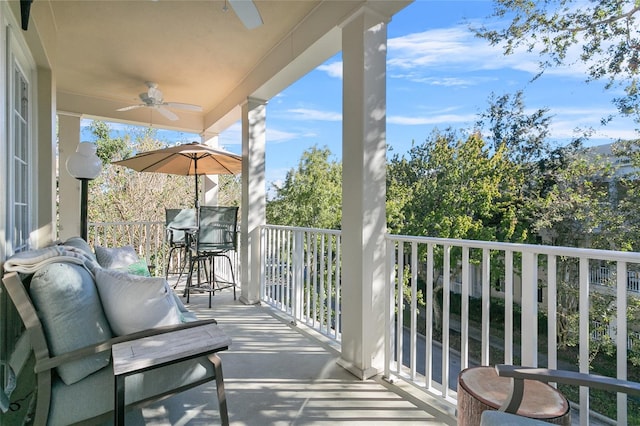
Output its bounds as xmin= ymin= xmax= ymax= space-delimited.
xmin=1 ymin=4 xmax=36 ymax=257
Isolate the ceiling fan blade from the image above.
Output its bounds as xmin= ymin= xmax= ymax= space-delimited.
xmin=165 ymin=102 xmax=203 ymax=112
xmin=117 ymin=105 xmax=144 ymax=112
xmin=228 ymin=0 xmax=263 ymax=29
xmin=156 ymin=106 xmax=179 ymax=121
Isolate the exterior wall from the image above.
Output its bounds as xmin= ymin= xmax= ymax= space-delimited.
xmin=0 ymin=2 xmax=56 ymax=416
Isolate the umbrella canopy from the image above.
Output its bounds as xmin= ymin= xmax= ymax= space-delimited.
xmin=113 ymin=142 xmax=242 ymax=207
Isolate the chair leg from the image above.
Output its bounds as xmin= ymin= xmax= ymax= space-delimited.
xmin=185 ymin=256 xmax=197 ymax=303
xmin=208 ymin=354 xmax=229 ymax=426
xmin=174 ymin=245 xmax=189 ymax=286
xmin=225 ymin=255 xmax=237 ymax=301
xmin=208 ymin=256 xmax=214 ymax=309
xmin=166 ymin=245 xmax=177 ymax=280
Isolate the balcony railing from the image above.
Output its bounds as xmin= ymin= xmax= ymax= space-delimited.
xmin=88 ymin=221 xmax=238 ymax=282
xmin=385 ymin=235 xmax=640 ymax=425
xmin=590 ymin=265 xmax=640 ymax=293
xmin=261 ymin=225 xmax=342 ymax=341
xmin=87 ymin=221 xmax=640 ymax=425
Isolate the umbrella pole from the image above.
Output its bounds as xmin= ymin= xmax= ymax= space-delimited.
xmin=194 ymin=157 xmax=199 ymax=227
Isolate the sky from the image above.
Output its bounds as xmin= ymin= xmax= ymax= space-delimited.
xmin=82 ymin=0 xmax=638 ymax=188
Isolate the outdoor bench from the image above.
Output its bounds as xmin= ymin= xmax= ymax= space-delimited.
xmin=1 ymin=237 xmax=231 ymax=425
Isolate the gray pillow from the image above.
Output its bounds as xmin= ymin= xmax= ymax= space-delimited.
xmin=29 ymin=263 xmax=113 ymax=385
xmin=94 ymin=245 xmax=139 ymax=269
xmin=93 ymin=268 xmax=182 ymax=336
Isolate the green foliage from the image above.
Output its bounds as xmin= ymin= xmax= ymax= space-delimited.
xmin=474 ymin=0 xmax=640 ymax=126
xmin=476 ymin=91 xmax=552 ymax=163
xmin=387 ymin=129 xmax=529 ymax=243
xmin=266 ymin=146 xmax=342 ymax=229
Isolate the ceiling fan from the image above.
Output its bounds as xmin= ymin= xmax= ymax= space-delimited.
xmin=224 ymin=0 xmax=263 ymax=30
xmin=117 ymin=81 xmax=202 ymax=121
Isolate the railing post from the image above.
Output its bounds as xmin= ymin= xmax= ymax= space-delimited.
xmin=292 ymin=230 xmax=304 ymax=324
xmin=384 ymin=236 xmax=394 ymax=382
xmin=259 ymin=225 xmax=266 ymax=301
xmin=521 ymin=251 xmax=538 ymax=367
xmin=617 ymin=261 xmax=628 ymax=425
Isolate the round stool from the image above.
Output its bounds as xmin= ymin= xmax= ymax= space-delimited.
xmin=457 ymin=366 xmax=570 ymax=426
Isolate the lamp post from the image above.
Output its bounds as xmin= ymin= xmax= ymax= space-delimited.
xmin=66 ymin=142 xmax=102 ymax=241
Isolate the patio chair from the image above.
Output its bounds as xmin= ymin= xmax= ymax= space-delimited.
xmin=165 ymin=208 xmax=196 ymax=284
xmin=477 ymin=364 xmax=640 ymax=425
xmin=186 ymin=206 xmax=239 ymax=308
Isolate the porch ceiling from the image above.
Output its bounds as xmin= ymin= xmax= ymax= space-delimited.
xmin=29 ymin=0 xmax=412 ymax=135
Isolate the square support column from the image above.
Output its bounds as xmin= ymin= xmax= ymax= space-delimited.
xmin=201 ymin=133 xmax=220 ymax=206
xmin=338 ymin=7 xmax=389 ymax=380
xmin=240 ymin=98 xmax=267 ymax=305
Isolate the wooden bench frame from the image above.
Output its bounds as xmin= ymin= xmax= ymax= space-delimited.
xmin=2 ymin=271 xmax=230 ymax=425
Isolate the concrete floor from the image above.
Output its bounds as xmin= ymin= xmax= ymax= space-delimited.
xmin=127 ymin=282 xmax=457 ymax=425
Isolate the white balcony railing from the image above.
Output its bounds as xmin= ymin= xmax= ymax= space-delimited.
xmin=88 ymin=221 xmax=239 ymax=283
xmin=385 ymin=235 xmax=640 ymax=425
xmin=87 ymin=222 xmax=639 ymax=425
xmin=260 ymin=225 xmax=342 ymax=341
xmin=590 ymin=266 xmax=640 ymax=293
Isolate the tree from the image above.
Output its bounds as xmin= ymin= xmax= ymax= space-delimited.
xmin=474 ymin=0 xmax=640 ymax=126
xmin=266 ymin=146 xmax=342 ymax=229
xmin=388 ymin=129 xmax=528 ymax=243
xmin=475 ymin=91 xmax=552 ymax=164
xmin=89 ymin=122 xmax=241 ymax=224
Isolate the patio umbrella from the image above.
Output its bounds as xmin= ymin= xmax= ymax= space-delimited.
xmin=112 ymin=142 xmax=242 ymax=208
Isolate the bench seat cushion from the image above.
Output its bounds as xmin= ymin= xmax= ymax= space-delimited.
xmin=48 ymin=356 xmax=215 ymax=426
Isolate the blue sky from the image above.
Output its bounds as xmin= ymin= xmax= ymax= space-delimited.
xmin=83 ymin=0 xmax=638 ymax=187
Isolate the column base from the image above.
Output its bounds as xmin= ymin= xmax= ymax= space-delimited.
xmin=337 ymin=357 xmax=381 ymax=380
xmin=239 ymin=295 xmax=261 ymax=305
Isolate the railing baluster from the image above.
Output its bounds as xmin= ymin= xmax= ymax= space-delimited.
xmin=505 ymin=250 xmax=514 ymax=365
xmin=617 ymin=261 xmax=628 ymax=425
xmin=461 ymin=246 xmax=469 ymax=369
xmin=410 ymin=241 xmax=418 ymax=380
xmin=481 ymin=248 xmax=490 ymax=365
xmin=442 ymin=244 xmax=450 ymax=399
xmin=579 ymin=257 xmax=590 ymax=425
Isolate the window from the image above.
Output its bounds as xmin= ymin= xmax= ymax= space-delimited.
xmin=5 ymin=26 xmax=33 ymax=255
xmin=11 ymin=65 xmax=30 ymax=252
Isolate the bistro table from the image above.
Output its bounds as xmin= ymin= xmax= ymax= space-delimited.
xmin=112 ymin=322 xmax=231 ymax=425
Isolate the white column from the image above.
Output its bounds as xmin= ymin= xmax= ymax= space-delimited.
xmin=201 ymin=133 xmax=220 ymax=206
xmin=240 ymin=97 xmax=267 ymax=305
xmin=58 ymin=113 xmax=82 ymax=240
xmin=338 ymin=7 xmax=389 ymax=379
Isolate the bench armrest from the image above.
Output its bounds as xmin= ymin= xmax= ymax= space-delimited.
xmin=35 ymin=319 xmax=218 ymax=373
xmin=495 ymin=364 xmax=640 ymax=413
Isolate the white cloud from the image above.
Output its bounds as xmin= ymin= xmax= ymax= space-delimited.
xmin=387 ymin=25 xmax=588 ymax=81
xmin=218 ymin=121 xmax=308 ymax=146
xmin=286 ymin=108 xmax=342 ymax=121
xmin=317 ymin=62 xmax=342 ymax=79
xmin=389 ymin=113 xmax=477 ymax=126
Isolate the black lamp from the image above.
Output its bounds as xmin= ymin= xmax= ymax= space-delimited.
xmin=66 ymin=142 xmax=102 ymax=240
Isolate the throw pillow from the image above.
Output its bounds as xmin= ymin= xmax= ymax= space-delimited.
xmin=94 ymin=245 xmax=139 ymax=269
xmin=120 ymin=258 xmax=152 ymax=277
xmin=29 ymin=262 xmax=113 ymax=385
xmin=93 ymin=268 xmax=182 ymax=336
